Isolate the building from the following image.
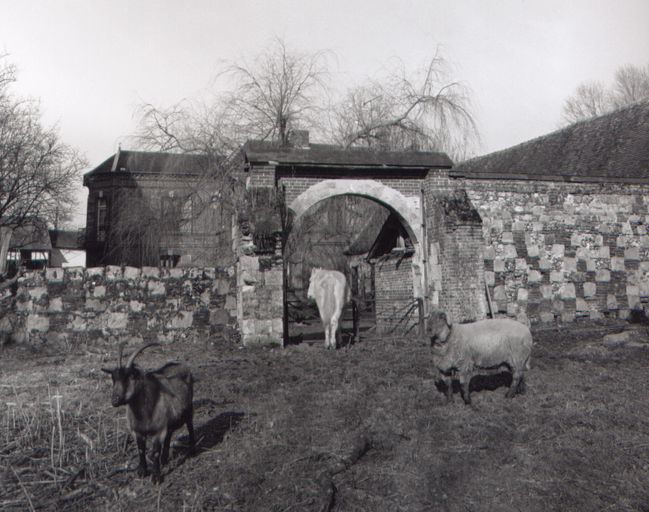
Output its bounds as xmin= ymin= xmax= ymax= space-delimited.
xmin=83 ymin=149 xmax=235 ymax=268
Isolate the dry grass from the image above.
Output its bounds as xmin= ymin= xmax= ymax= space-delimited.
xmin=2 ymin=320 xmax=649 ymax=511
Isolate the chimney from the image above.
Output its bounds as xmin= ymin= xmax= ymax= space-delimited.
xmin=287 ymin=130 xmax=309 ymax=149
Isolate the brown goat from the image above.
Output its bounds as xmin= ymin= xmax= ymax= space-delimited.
xmin=102 ymin=343 xmax=195 ymax=484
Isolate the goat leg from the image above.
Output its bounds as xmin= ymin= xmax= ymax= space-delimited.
xmin=459 ymin=371 xmax=472 ymax=405
xmin=161 ymin=431 xmax=172 ymax=466
xmin=135 ymin=434 xmax=148 ymax=477
xmin=186 ymin=416 xmax=196 ymax=456
xmin=151 ymin=435 xmax=164 ymax=484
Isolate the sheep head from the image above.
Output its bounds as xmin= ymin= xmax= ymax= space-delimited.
xmin=101 ymin=343 xmax=160 ymax=407
xmin=426 ymin=310 xmax=451 ymax=346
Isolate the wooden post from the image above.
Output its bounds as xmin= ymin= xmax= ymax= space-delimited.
xmin=417 ymin=297 xmax=425 ymax=337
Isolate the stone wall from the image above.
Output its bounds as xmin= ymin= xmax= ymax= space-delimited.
xmin=12 ymin=265 xmax=238 ymax=349
xmin=462 ymin=178 xmax=649 ymax=323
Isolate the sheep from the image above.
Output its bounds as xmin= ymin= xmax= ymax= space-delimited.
xmin=426 ymin=310 xmax=532 ymax=405
xmin=101 ymin=343 xmax=195 ymax=484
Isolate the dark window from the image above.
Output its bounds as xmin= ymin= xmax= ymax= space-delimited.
xmin=97 ymin=197 xmax=108 ymax=242
xmin=160 ymin=254 xmax=180 ymax=268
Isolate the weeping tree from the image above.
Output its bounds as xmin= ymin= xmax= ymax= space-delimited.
xmin=327 ymin=52 xmax=479 ymax=159
xmin=0 ymin=55 xmax=85 ymax=276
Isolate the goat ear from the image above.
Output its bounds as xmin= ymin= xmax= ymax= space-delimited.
xmin=101 ymin=368 xmax=113 ymax=375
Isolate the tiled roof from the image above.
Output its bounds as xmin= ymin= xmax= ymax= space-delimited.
xmin=84 ymin=150 xmax=208 ymax=181
xmin=243 ymin=140 xmax=453 ymax=169
xmin=453 ymin=101 xmax=649 ymax=182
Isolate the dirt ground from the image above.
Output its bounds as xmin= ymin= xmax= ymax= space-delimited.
xmin=2 ymin=319 xmax=649 ymax=511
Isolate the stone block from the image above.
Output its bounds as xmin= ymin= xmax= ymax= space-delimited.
xmin=501 ymin=231 xmax=514 ymax=243
xmin=27 ymin=314 xmax=49 ymax=332
xmin=528 ymin=270 xmax=542 ymax=283
xmin=598 ymin=246 xmax=610 ymax=258
xmin=570 ymin=232 xmax=582 ymax=246
xmin=48 ymin=297 xmax=63 ymax=312
xmin=562 ymin=258 xmax=577 ymax=272
xmin=141 ymin=266 xmax=161 ymax=279
xmin=28 ymin=287 xmax=48 ymax=300
xmin=586 ymin=258 xmax=597 ymax=272
xmin=561 ymin=311 xmax=576 ymax=323
xmin=625 ymin=247 xmax=640 ymax=260
xmin=517 ymin=288 xmax=528 ymax=302
xmin=550 ymin=271 xmax=563 ymax=283
xmin=583 ymin=282 xmax=596 ymax=298
xmin=515 ymin=258 xmax=528 ymax=271
xmin=576 ymin=298 xmax=588 ymax=312
xmin=560 ymin=283 xmax=576 ymax=299
xmin=493 ymin=285 xmax=507 ymax=301
xmin=93 ymin=285 xmax=107 ymax=298
xmin=596 ymin=269 xmax=610 ymax=282
xmin=483 ymin=246 xmax=496 ymax=260
xmin=606 ymin=294 xmax=618 ymax=310
xmin=540 ymin=312 xmax=554 ymax=323
xmin=589 ymin=310 xmax=603 ymax=320
xmin=45 ymin=268 xmax=64 ymax=283
xmin=610 ymin=257 xmax=625 ymax=271
xmin=526 ymin=245 xmax=540 ymax=258
xmin=539 ymin=258 xmax=553 ymax=270
xmin=627 ymin=295 xmax=641 ymax=309
xmin=105 ymin=265 xmax=123 ymax=281
xmin=103 ymin=312 xmax=128 ymax=331
xmin=551 ymin=244 xmax=565 ymax=257
xmin=129 ymin=300 xmax=145 ymax=313
xmin=168 ymin=311 xmax=194 ymax=330
xmin=484 ymin=271 xmax=495 ymax=286
xmin=540 ymin=285 xmax=553 ymax=299
xmin=532 ymin=222 xmax=544 ymax=232
xmin=493 ymin=258 xmax=505 ymax=272
xmin=148 ymin=281 xmax=166 ymax=296
xmin=66 ymin=267 xmax=85 ymax=282
xmin=123 ymin=266 xmax=141 ymax=280
xmin=503 ymin=244 xmax=517 ymax=259
xmin=86 ymin=267 xmax=104 ymax=278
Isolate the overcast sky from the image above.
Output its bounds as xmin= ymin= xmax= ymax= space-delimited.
xmin=1 ymin=0 xmax=648 ymax=225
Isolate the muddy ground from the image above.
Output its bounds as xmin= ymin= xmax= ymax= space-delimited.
xmin=2 ymin=319 xmax=649 ymax=511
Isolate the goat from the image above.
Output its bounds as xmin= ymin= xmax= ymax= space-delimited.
xmin=426 ymin=310 xmax=533 ymax=405
xmin=102 ymin=343 xmax=195 ymax=484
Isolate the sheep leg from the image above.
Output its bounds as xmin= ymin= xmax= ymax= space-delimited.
xmin=517 ymin=374 xmax=527 ymax=395
xmin=150 ymin=435 xmax=164 ymax=484
xmin=135 ymin=434 xmax=148 ymax=477
xmin=440 ymin=371 xmax=453 ymax=403
xmin=507 ymin=370 xmax=523 ymax=398
xmin=459 ymin=371 xmax=472 ymax=405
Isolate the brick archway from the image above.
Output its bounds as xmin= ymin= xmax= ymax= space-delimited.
xmin=287 ymin=179 xmax=427 ymax=307
xmin=288 ymin=179 xmax=422 ymax=245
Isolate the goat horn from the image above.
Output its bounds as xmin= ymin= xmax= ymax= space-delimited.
xmin=125 ymin=342 xmax=160 ymax=369
xmin=118 ymin=342 xmax=126 ymax=368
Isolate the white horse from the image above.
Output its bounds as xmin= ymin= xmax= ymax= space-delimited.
xmin=307 ymin=268 xmax=350 ymax=349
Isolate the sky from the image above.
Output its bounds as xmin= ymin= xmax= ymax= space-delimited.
xmin=1 ymin=0 xmax=648 ymax=226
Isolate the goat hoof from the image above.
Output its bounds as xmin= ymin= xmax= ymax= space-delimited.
xmin=151 ymin=472 xmax=163 ymax=484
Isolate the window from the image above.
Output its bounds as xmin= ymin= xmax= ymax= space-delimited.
xmin=160 ymin=254 xmax=180 ymax=268
xmin=97 ymin=197 xmax=108 ymax=242
xmin=7 ymin=250 xmax=20 ymax=261
xmin=31 ymin=251 xmax=49 ymax=261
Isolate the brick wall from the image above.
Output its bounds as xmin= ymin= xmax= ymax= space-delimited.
xmin=374 ymin=256 xmax=418 ymax=333
xmin=12 ymin=266 xmax=238 ymax=348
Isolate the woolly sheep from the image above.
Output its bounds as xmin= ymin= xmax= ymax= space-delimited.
xmin=426 ymin=310 xmax=533 ymax=404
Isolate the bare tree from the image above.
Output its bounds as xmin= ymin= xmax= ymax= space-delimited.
xmin=0 ymin=55 xmax=85 ymax=275
xmin=611 ymin=63 xmax=649 ymax=108
xmin=561 ymin=81 xmax=612 ymax=125
xmin=221 ymin=38 xmax=331 ymax=145
xmin=561 ymin=62 xmax=649 ymax=125
xmin=328 ymin=53 xmax=478 ymax=159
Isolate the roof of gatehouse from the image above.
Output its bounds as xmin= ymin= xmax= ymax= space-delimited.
xmin=452 ymin=100 xmax=649 ymax=183
xmin=242 ymin=139 xmax=453 ymax=170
